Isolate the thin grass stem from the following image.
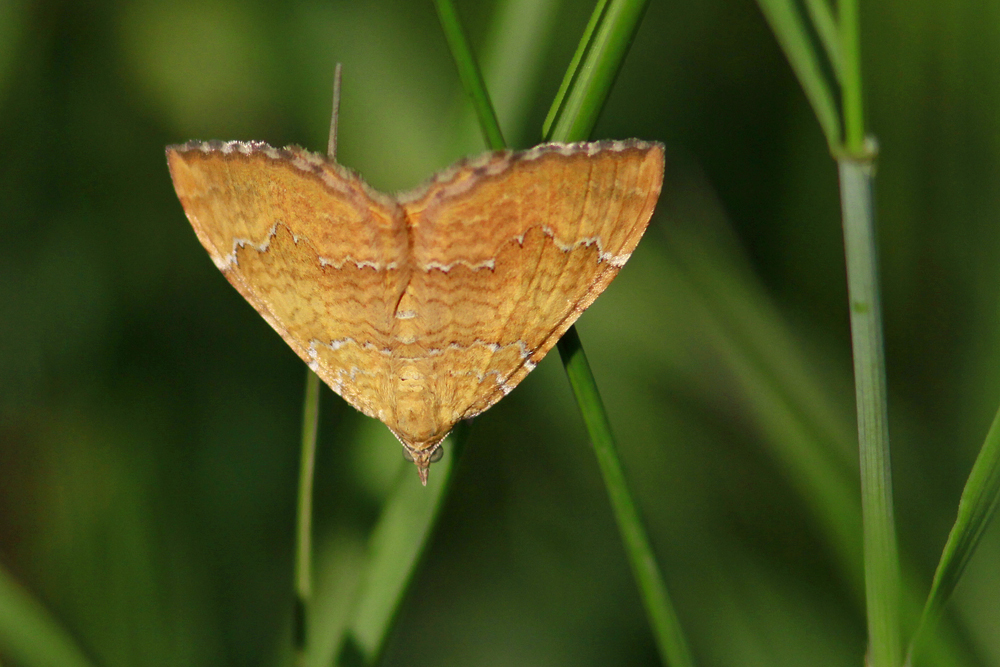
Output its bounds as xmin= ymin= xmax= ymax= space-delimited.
xmin=834 ymin=1 xmax=901 ymax=662
xmin=294 ymin=65 xmax=343 ymax=663
xmin=802 ymin=0 xmax=841 ymax=81
xmin=753 ymin=0 xmax=841 ymax=149
xmin=328 ymin=64 xmax=343 ymax=160
xmin=541 ymin=0 xmax=608 ymax=139
xmin=433 ymin=0 xmax=505 ymax=150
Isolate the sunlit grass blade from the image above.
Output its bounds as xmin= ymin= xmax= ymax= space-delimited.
xmin=433 ymin=0 xmax=505 ymax=151
xmin=334 ymin=422 xmax=470 ymax=666
xmin=542 ymin=0 xmax=651 ymax=143
xmin=907 ymin=401 xmax=1000 ymax=664
xmin=753 ymin=0 xmax=841 ymax=148
xmin=840 ymin=155 xmax=901 ymax=667
xmin=0 ymin=562 xmax=96 ymax=667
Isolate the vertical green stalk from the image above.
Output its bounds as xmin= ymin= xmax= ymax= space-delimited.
xmin=426 ymin=2 xmax=691 ymax=665
xmin=839 ymin=156 xmax=901 ymax=667
xmin=802 ymin=0 xmax=841 ymax=81
xmin=837 ymin=0 xmax=900 ymax=663
xmin=294 ymin=369 xmax=321 ymax=662
xmin=541 ymin=0 xmax=608 ymax=139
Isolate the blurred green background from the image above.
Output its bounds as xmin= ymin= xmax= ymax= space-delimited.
xmin=1 ymin=0 xmax=999 ymax=665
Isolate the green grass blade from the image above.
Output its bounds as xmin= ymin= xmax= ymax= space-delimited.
xmin=433 ymin=0 xmax=506 ymax=151
xmin=558 ymin=329 xmax=695 ymax=667
xmin=759 ymin=0 xmax=902 ymax=660
xmin=0 ymin=562 xmax=97 ymax=667
xmin=802 ymin=0 xmax=841 ymax=81
xmin=907 ymin=402 xmax=1000 ymax=664
xmin=754 ymin=0 xmax=842 ymax=149
xmin=335 ymin=422 xmax=470 ymax=666
xmin=839 ymin=155 xmax=901 ymax=667
xmin=543 ymin=0 xmax=651 ymax=143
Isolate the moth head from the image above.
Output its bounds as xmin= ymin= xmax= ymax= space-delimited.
xmin=397 ymin=435 xmax=446 ymax=485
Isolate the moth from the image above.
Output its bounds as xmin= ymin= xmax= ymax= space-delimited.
xmin=167 ymin=139 xmax=664 ymax=482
